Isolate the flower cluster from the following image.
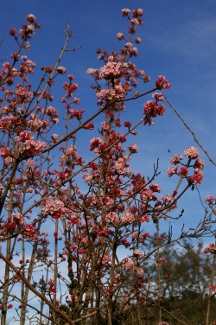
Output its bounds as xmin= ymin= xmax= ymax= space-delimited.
xmin=122 ymin=258 xmax=134 ymax=270
xmin=204 ymin=243 xmax=216 ymax=254
xmin=167 ymin=147 xmax=204 ymax=185
xmin=16 ymin=131 xmax=46 ymax=156
xmin=143 ymin=100 xmax=166 ymax=125
xmin=155 ymin=75 xmax=171 ymax=90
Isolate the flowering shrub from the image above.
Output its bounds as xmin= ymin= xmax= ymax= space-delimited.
xmin=0 ymin=7 xmax=214 ymax=325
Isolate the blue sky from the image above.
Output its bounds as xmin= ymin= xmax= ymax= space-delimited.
xmin=0 ymin=0 xmax=216 ymax=235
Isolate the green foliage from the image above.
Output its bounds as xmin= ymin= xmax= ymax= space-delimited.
xmin=141 ymin=238 xmax=216 ymax=324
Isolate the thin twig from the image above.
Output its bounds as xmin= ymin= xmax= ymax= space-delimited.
xmin=165 ymin=96 xmax=216 ymax=166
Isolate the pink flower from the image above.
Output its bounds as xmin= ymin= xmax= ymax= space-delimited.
xmin=122 ymin=258 xmax=134 ymax=270
xmin=26 ymin=14 xmax=36 ymax=23
xmin=86 ymin=68 xmax=98 ymax=74
xmin=99 ymin=61 xmax=124 ymax=80
xmin=135 ymin=37 xmax=142 ymax=44
xmin=57 ymin=66 xmax=66 ymax=74
xmin=84 ymin=122 xmax=94 ymax=130
xmin=134 ymin=249 xmax=143 ymax=259
xmin=132 ymin=8 xmax=143 ymax=17
xmin=204 ymin=243 xmax=216 ymax=254
xmin=99 ymin=254 xmax=111 ymax=265
xmin=184 ymin=146 xmax=199 ymax=159
xmin=205 ymin=195 xmax=216 ymax=203
xmin=124 ymin=121 xmax=131 ymax=128
xmin=170 ymin=154 xmax=183 ymax=164
xmin=189 ymin=169 xmax=203 ymax=184
xmin=116 ymin=32 xmax=124 ymax=40
xmin=152 ymin=92 xmax=164 ymax=101
xmin=156 ymin=257 xmax=167 ymax=264
xmin=9 ymin=28 xmax=16 ymax=36
xmin=135 ymin=267 xmax=144 ymax=276
xmin=89 ymin=137 xmax=105 ymax=153
xmin=105 ymin=212 xmax=120 ymax=224
xmin=167 ymin=166 xmax=178 ymax=176
xmin=25 ymin=224 xmax=35 ymax=237
xmin=140 ymin=188 xmax=155 ymax=201
xmin=51 ymin=134 xmax=58 ymax=142
xmin=121 ymin=8 xmax=131 ymax=16
xmin=122 ymin=210 xmax=135 ymax=224
xmin=130 ymin=18 xmax=141 ymax=26
xmin=178 ymin=167 xmax=188 ymax=176
xmin=138 ymin=215 xmax=150 ymax=223
xmin=210 ymin=284 xmax=216 ymax=292
xmin=194 ymin=157 xmax=205 ymax=169
xmin=155 ymin=75 xmax=171 ymax=89
xmin=128 ymin=144 xmax=138 ymax=153
xmin=149 ymin=184 xmax=161 ymax=192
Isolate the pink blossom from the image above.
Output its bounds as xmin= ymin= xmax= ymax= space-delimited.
xmin=135 ymin=37 xmax=142 ymax=44
xmin=128 ymin=144 xmax=138 ymax=153
xmin=124 ymin=121 xmax=131 ymax=128
xmin=83 ymin=172 xmax=93 ymax=183
xmin=133 ymin=249 xmax=143 ymax=259
xmin=99 ymin=61 xmax=124 ymax=80
xmin=116 ymin=32 xmax=124 ymax=40
xmin=138 ymin=232 xmax=151 ymax=242
xmin=165 ymin=194 xmax=173 ymax=203
xmin=178 ymin=167 xmax=188 ymax=176
xmin=25 ymin=224 xmax=35 ymax=237
xmin=122 ymin=258 xmax=134 ymax=270
xmin=114 ymin=157 xmax=128 ymax=174
xmin=204 ymin=243 xmax=216 ymax=254
xmin=131 ymin=231 xmax=138 ymax=239
xmin=194 ymin=157 xmax=205 ymax=169
xmin=130 ymin=18 xmax=141 ymax=26
xmin=170 ymin=154 xmax=183 ymax=164
xmin=26 ymin=14 xmax=36 ymax=23
xmin=51 ymin=134 xmax=58 ymax=142
xmin=138 ymin=215 xmax=150 ymax=223
xmin=101 ymin=121 xmax=110 ymax=131
xmin=4 ymin=157 xmax=13 ymax=165
xmin=99 ymin=254 xmax=111 ymax=265
xmin=149 ymin=184 xmax=161 ymax=192
xmin=205 ymin=195 xmax=216 ymax=203
xmin=189 ymin=169 xmax=203 ymax=184
xmin=135 ymin=267 xmax=144 ymax=276
xmin=105 ymin=212 xmax=120 ymax=224
xmin=167 ymin=166 xmax=178 ymax=176
xmin=13 ymin=213 xmax=24 ymax=226
xmin=155 ymin=75 xmax=171 ymax=89
xmin=132 ymin=8 xmax=143 ymax=17
xmin=184 ymin=146 xmax=199 ymax=159
xmin=40 ymin=231 xmax=48 ymax=236
xmin=140 ymin=188 xmax=155 ymax=201
xmin=57 ymin=66 xmax=66 ymax=74
xmin=121 ymin=8 xmax=131 ymax=16
xmin=152 ymin=92 xmax=164 ymax=101
xmin=125 ymin=42 xmax=132 ymax=49
xmin=86 ymin=68 xmax=98 ymax=74
xmin=156 ymin=257 xmax=167 ymax=264
xmin=122 ymin=210 xmax=135 ymax=224
xmin=84 ymin=122 xmax=94 ymax=130
xmin=210 ymin=284 xmax=216 ymax=292
xmin=9 ymin=28 xmax=16 ymax=36
xmin=89 ymin=137 xmax=105 ymax=154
